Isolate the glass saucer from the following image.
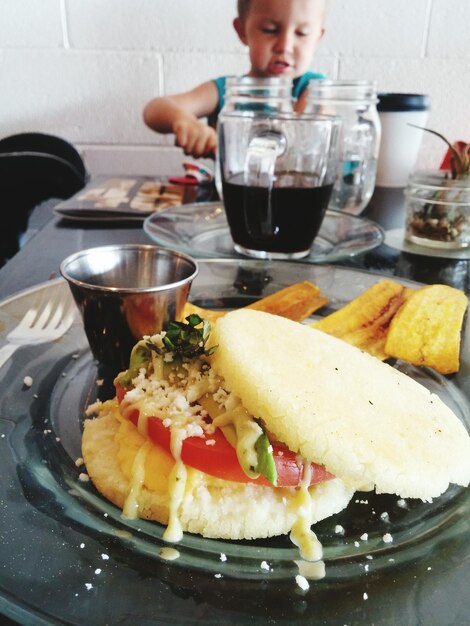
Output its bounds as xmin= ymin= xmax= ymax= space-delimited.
xmin=143 ymin=202 xmax=384 ymax=263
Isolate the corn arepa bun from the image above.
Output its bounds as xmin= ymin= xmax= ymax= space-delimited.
xmin=209 ymin=309 xmax=470 ymax=502
xmin=82 ymin=402 xmax=354 ymax=540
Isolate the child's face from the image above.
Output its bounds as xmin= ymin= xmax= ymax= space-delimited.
xmin=234 ymin=0 xmax=325 ymax=79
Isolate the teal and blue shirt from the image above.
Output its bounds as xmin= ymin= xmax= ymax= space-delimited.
xmin=208 ymin=71 xmax=325 ymax=128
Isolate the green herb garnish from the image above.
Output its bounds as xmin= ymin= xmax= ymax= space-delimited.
xmin=255 ymin=432 xmax=278 ymax=486
xmin=162 ymin=314 xmax=217 ymax=359
xmin=115 ymin=314 xmax=216 ymax=389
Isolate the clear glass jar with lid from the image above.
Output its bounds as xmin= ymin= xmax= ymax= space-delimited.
xmin=221 ymin=76 xmax=294 ymax=115
xmin=307 ymin=79 xmax=381 ymax=215
xmin=405 ymin=170 xmax=470 ymax=249
xmin=215 ymin=76 xmax=295 ymax=200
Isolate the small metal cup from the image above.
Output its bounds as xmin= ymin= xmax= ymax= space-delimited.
xmin=60 ymin=244 xmax=198 ymax=373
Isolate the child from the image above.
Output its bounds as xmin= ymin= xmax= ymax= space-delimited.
xmin=143 ymin=0 xmax=327 ymax=158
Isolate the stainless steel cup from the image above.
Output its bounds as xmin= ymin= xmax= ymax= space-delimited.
xmin=60 ymin=244 xmax=198 ymax=373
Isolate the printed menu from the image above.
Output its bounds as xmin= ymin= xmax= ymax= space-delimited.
xmin=54 ymin=176 xmax=214 ymax=221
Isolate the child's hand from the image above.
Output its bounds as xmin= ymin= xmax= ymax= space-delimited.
xmin=173 ymin=117 xmax=217 ymax=159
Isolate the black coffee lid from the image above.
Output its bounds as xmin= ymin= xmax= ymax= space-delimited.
xmin=377 ymin=93 xmax=430 ymax=112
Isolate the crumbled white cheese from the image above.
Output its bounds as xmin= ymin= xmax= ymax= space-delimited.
xmin=85 ymin=583 xmax=93 ymax=591
xmin=360 ymin=533 xmax=368 ymax=541
xmin=354 ymin=541 xmax=360 ymax=548
xmin=78 ymin=473 xmax=90 ymax=482
xmin=363 ymin=592 xmax=368 ymax=600
xmin=85 ymin=400 xmax=103 ymax=416
xmin=214 ymin=573 xmax=222 ymax=579
xmin=205 ymin=439 xmax=216 ymax=446
xmin=75 ymin=457 xmax=84 ymax=467
xmin=94 ymin=568 xmax=102 ymax=575
xmin=383 ymin=533 xmax=393 ymax=544
xmin=260 ymin=561 xmax=270 ymax=571
xmin=101 ymin=553 xmax=109 ymax=560
xmin=295 ymin=574 xmax=309 ymax=591
xmin=80 ymin=543 xmax=85 ymax=549
xmin=397 ymin=498 xmax=408 ymax=508
xmin=380 ymin=511 xmax=390 ymax=522
xmin=220 ymin=553 xmax=227 ymax=562
xmin=96 ymin=379 xmax=104 ymax=387
xmin=23 ymin=376 xmax=33 ymax=387
xmin=186 ymin=423 xmax=204 ymax=438
xmin=124 ymin=357 xmax=222 ymax=439
xmin=334 ymin=525 xmax=345 ymax=535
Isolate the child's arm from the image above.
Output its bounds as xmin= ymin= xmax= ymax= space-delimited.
xmin=143 ymin=81 xmax=219 ymax=158
xmin=295 ymin=90 xmax=308 ymax=113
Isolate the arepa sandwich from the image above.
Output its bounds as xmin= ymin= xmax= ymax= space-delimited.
xmin=82 ymin=309 xmax=470 ymax=559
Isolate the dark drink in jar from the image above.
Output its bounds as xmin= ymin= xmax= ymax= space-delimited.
xmin=222 ymin=173 xmax=333 ymax=258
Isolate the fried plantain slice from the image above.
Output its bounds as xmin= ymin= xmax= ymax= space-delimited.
xmin=311 ymin=279 xmax=413 ymax=360
xmin=181 ymin=281 xmax=328 ymax=325
xmin=245 ymin=281 xmax=328 ymax=321
xmin=180 ymin=302 xmax=226 ymax=326
xmin=384 ymin=284 xmax=468 ymax=374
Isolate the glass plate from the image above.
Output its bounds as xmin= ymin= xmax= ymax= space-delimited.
xmin=386 ymin=228 xmax=470 ymax=260
xmin=143 ymin=202 xmax=384 ymax=263
xmin=1 ymin=263 xmax=470 ymax=626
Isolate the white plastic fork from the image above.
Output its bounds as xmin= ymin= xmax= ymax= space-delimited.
xmin=0 ymin=283 xmax=76 ymax=370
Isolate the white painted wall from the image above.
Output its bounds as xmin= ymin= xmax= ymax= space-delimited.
xmin=0 ymin=0 xmax=468 ymax=176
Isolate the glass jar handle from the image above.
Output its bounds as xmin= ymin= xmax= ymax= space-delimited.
xmin=243 ymin=130 xmax=286 ymax=237
xmin=243 ymin=130 xmax=286 ymax=188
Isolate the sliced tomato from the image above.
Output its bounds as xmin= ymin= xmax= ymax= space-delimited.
xmin=116 ymin=384 xmax=333 ymax=488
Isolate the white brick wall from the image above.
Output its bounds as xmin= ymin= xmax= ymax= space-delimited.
xmin=0 ymin=0 xmax=468 ymax=176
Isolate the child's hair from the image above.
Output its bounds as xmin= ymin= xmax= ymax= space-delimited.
xmin=237 ymin=0 xmax=328 ymax=21
xmin=237 ymin=0 xmax=250 ymax=20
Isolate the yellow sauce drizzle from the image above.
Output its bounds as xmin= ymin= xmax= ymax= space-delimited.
xmin=136 ymin=410 xmax=149 ymax=436
xmin=295 ymin=559 xmax=326 ymax=581
xmin=159 ymin=547 xmax=180 ymax=561
xmin=289 ymin=462 xmax=323 ymax=562
xmin=164 ymin=460 xmax=187 ymax=542
xmin=163 ymin=422 xmax=188 ymax=543
xmin=152 ymin=354 xmax=165 ymax=380
xmin=122 ymin=440 xmax=152 ymax=519
xmin=213 ymin=406 xmax=263 ymax=479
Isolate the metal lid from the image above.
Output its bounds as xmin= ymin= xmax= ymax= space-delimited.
xmin=377 ymin=93 xmax=430 ymax=112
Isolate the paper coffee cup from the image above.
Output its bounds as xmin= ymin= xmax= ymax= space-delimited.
xmin=376 ymin=93 xmax=430 ymax=188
